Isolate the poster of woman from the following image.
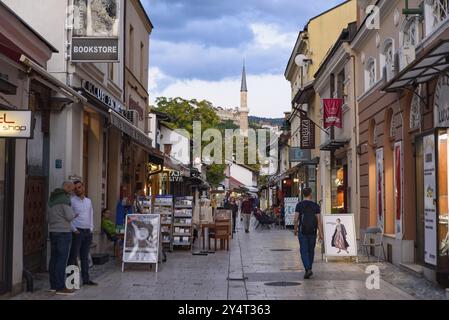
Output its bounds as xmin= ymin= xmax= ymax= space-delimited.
xmin=323 ymin=214 xmax=357 ymax=257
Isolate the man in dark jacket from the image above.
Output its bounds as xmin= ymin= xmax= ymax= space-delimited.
xmin=48 ymin=181 xmax=77 ymax=295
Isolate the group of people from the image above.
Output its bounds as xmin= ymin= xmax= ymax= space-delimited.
xmin=47 ymin=180 xmax=98 ymax=296
xmin=222 ymin=193 xmax=259 ymax=234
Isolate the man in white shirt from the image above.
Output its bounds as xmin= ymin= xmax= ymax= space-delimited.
xmin=68 ymin=180 xmax=97 ymax=286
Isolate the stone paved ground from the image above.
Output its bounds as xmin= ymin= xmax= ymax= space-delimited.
xmin=10 ymin=218 xmax=447 ymax=300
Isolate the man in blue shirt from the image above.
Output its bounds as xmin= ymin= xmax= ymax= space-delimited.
xmin=294 ymin=188 xmax=323 ymax=280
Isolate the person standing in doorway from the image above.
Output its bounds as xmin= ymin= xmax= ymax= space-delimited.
xmin=48 ymin=181 xmax=78 ymax=295
xmin=241 ymin=195 xmax=253 ymax=233
xmin=69 ymin=180 xmax=98 ymax=286
xmin=294 ymin=188 xmax=323 ymax=279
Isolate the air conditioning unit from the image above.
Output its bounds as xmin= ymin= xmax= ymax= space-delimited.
xmin=124 ymin=110 xmax=139 ymax=126
xmin=399 ymin=45 xmax=416 ymax=71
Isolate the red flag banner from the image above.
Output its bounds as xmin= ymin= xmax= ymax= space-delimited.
xmin=323 ymin=99 xmax=343 ymax=129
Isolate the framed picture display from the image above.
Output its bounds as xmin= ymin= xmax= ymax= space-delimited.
xmin=322 ymin=214 xmax=357 ymax=258
xmin=122 ymin=214 xmax=160 ymax=272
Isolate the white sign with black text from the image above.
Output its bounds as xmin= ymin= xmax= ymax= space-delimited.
xmin=0 ymin=111 xmax=32 ymax=138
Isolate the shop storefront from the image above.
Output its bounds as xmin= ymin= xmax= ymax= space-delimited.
xmin=383 ymin=39 xmax=449 ymax=285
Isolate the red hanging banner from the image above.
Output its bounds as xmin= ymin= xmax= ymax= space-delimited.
xmin=323 ymin=99 xmax=343 ymax=129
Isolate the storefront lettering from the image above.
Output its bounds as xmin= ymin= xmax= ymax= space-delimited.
xmin=434 ymin=75 xmax=449 ymax=127
xmin=0 ymin=111 xmax=32 ymax=138
xmin=83 ymin=80 xmax=125 ymax=114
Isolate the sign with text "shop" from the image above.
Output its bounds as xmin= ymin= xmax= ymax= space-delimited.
xmin=0 ymin=111 xmax=32 ymax=138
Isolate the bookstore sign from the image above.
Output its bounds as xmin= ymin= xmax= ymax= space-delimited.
xmin=70 ymin=0 xmax=120 ymax=62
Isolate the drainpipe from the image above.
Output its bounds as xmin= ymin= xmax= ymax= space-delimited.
xmin=350 ymin=53 xmax=360 ymax=238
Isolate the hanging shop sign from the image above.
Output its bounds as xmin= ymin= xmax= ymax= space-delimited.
xmin=376 ymin=148 xmax=385 ymax=231
xmin=434 ymin=75 xmax=449 ymax=127
xmin=323 ymin=99 xmax=343 ymax=129
xmin=83 ymin=80 xmax=125 ymax=114
xmin=394 ymin=142 xmax=403 ymax=240
xmin=299 ymin=118 xmax=315 ymax=150
xmin=290 ymin=147 xmax=311 ymax=162
xmin=122 ymin=214 xmax=160 ymax=271
xmin=423 ymin=134 xmax=437 ymax=266
xmin=71 ymin=0 xmax=120 ymax=62
xmin=284 ymin=197 xmax=299 ymax=226
xmin=0 ymin=110 xmax=33 ymax=138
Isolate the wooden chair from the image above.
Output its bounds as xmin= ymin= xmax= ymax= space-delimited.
xmin=210 ymin=219 xmax=230 ymax=251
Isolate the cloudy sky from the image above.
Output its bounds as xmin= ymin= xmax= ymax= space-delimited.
xmin=141 ymin=0 xmax=344 ymax=118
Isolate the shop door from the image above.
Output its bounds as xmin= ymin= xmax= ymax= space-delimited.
xmin=0 ymin=139 xmax=14 ymax=294
xmin=23 ymin=177 xmax=46 ymax=272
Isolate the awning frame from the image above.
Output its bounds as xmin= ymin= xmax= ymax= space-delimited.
xmin=382 ymin=39 xmax=449 ymax=93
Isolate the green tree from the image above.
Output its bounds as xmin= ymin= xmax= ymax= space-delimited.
xmin=155 ymin=97 xmax=225 ymax=187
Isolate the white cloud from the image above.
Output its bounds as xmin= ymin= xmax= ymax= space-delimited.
xmin=152 ymin=73 xmax=291 ymax=118
xmin=250 ymin=23 xmax=297 ymax=50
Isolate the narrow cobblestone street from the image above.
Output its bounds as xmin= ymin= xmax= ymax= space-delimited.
xmin=11 ymin=218 xmax=446 ymax=300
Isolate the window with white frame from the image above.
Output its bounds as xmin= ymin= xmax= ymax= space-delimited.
xmin=381 ymin=39 xmax=395 ymax=81
xmin=402 ymin=18 xmax=419 ymax=47
xmin=426 ymin=0 xmax=449 ymax=34
xmin=365 ymin=58 xmax=376 ymax=91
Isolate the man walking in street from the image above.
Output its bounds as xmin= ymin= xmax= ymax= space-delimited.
xmin=48 ymin=181 xmax=77 ymax=295
xmin=241 ymin=195 xmax=253 ymax=233
xmin=69 ymin=180 xmax=98 ymax=286
xmin=294 ymin=188 xmax=323 ymax=279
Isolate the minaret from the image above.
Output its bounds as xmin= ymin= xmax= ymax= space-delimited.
xmin=240 ymin=64 xmax=249 ymax=137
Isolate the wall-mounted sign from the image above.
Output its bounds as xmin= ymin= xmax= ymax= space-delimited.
xmin=71 ymin=37 xmax=119 ymax=62
xmin=423 ymin=134 xmax=437 ymax=266
xmin=290 ymin=147 xmax=311 ymax=162
xmin=434 ymin=75 xmax=449 ymax=127
xmin=71 ymin=0 xmax=120 ymax=62
xmin=323 ymin=99 xmax=343 ymax=129
xmin=55 ymin=159 xmax=63 ymax=169
xmin=82 ymin=80 xmax=125 ymax=114
xmin=0 ymin=111 xmax=32 ymax=138
xmin=299 ymin=118 xmax=315 ymax=149
xmin=284 ymin=197 xmax=299 ymax=226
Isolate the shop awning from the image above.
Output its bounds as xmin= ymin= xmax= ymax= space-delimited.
xmin=320 ymin=139 xmax=350 ymax=151
xmin=109 ymin=110 xmax=156 ymax=154
xmin=383 ymin=39 xmax=449 ymax=92
xmin=19 ymin=55 xmax=86 ymax=103
xmin=292 ymin=82 xmax=315 ymax=105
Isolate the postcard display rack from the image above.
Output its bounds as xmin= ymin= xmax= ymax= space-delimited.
xmin=153 ymin=195 xmax=174 ymax=252
xmin=173 ymin=196 xmax=193 ymax=249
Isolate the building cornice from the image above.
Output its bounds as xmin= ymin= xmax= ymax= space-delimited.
xmin=351 ymin=0 xmax=397 ymax=51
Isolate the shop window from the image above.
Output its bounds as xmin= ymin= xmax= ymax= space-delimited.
xmin=437 ymin=131 xmax=449 ymax=262
xmin=384 ymin=109 xmax=395 ymax=235
xmin=331 ymin=165 xmax=347 ymax=213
